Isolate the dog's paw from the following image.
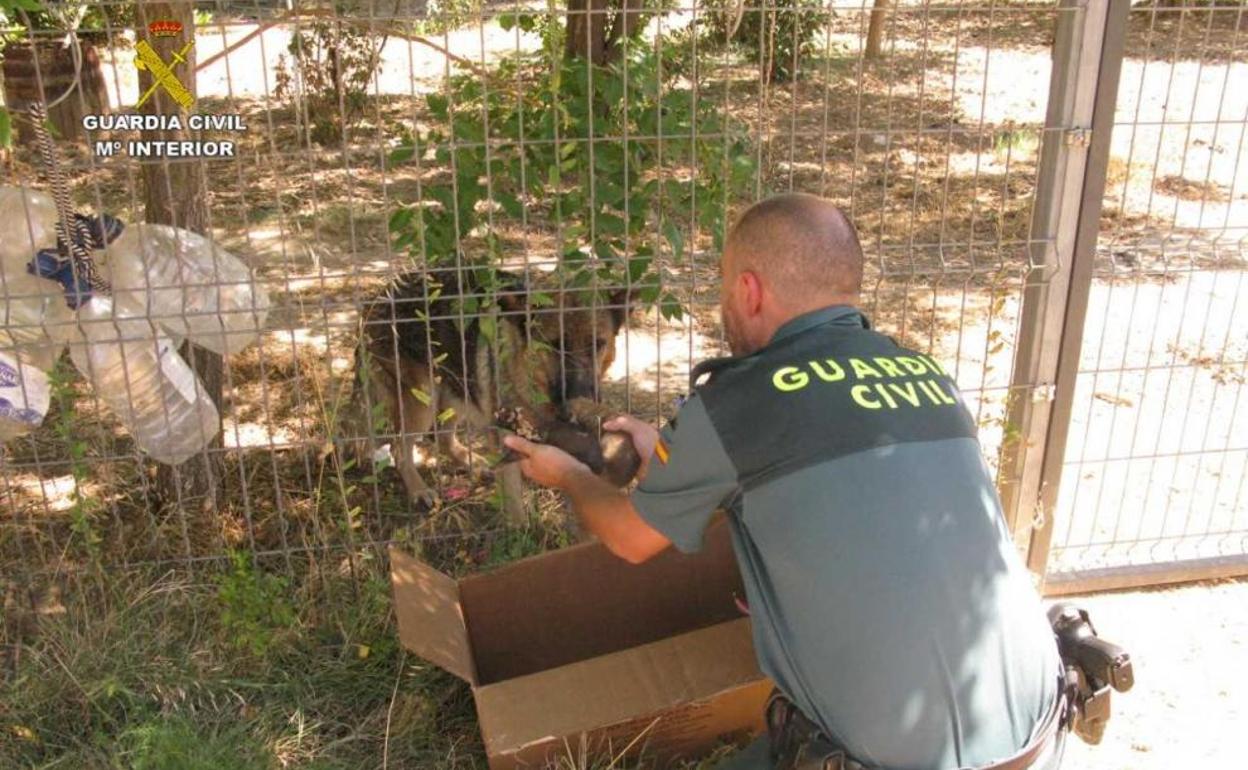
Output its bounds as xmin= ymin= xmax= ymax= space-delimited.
xmin=409 ymin=487 xmax=440 ymax=510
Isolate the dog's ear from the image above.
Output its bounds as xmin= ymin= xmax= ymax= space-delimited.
xmin=607 ymin=285 xmax=644 ymax=331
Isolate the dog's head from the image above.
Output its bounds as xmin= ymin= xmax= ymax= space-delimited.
xmin=500 ymin=286 xmax=638 ymax=415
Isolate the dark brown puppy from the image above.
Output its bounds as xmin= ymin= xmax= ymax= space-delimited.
xmin=496 ymin=397 xmax=644 ymax=488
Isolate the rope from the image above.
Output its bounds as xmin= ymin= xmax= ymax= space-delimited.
xmin=26 ymin=101 xmax=110 ymax=295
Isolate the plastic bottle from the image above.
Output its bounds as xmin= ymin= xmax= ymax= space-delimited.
xmin=0 ymin=350 xmax=51 ymax=441
xmin=0 ymin=270 xmax=78 ymax=371
xmin=70 ymin=295 xmax=220 ymax=464
xmin=99 ymin=223 xmax=270 ymax=356
xmin=0 ymin=186 xmax=60 ymax=272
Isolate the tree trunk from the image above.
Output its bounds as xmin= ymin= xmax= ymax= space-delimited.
xmin=865 ymin=0 xmax=891 ymax=60
xmin=565 ymin=0 xmax=612 ymax=64
xmin=134 ymin=3 xmax=224 ymax=542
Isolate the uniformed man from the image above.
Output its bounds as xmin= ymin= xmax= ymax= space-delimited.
xmin=503 ymin=193 xmax=1064 ymax=770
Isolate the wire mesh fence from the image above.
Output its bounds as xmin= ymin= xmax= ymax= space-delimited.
xmin=0 ymin=0 xmax=1074 ymax=578
xmin=1047 ymin=0 xmax=1248 ymax=590
xmin=0 ymin=0 xmax=1245 ymax=762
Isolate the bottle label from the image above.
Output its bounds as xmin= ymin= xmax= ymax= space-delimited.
xmin=0 ymin=352 xmax=51 ymax=429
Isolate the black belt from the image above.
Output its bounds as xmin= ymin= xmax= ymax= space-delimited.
xmin=765 ymin=688 xmax=1066 ymax=770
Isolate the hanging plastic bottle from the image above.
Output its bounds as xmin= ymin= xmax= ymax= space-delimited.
xmin=98 ymin=223 xmax=270 ymax=356
xmin=0 ymin=351 xmax=51 ymax=442
xmin=0 ymin=186 xmax=59 ymax=271
xmin=70 ymin=294 xmax=220 ymax=465
xmin=0 ymin=270 xmax=78 ymax=372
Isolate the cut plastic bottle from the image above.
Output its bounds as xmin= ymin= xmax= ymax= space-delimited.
xmin=0 ymin=271 xmax=78 ymax=372
xmin=98 ymin=223 xmax=270 ymax=356
xmin=70 ymin=295 xmax=220 ymax=465
xmin=0 ymin=186 xmax=60 ymax=271
xmin=0 ymin=351 xmax=51 ymax=441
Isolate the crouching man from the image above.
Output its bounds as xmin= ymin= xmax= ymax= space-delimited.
xmin=504 ymin=194 xmax=1065 ymax=770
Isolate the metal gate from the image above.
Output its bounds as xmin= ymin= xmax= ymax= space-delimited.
xmin=999 ymin=0 xmax=1248 ymax=594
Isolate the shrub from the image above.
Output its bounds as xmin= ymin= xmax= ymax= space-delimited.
xmin=700 ymin=0 xmax=827 ymax=82
xmin=387 ymin=41 xmax=757 ymax=321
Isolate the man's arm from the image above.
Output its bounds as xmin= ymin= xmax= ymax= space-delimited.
xmin=503 ymin=433 xmax=673 ymax=564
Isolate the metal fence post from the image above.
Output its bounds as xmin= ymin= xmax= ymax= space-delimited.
xmin=997 ymin=0 xmax=1131 ymax=577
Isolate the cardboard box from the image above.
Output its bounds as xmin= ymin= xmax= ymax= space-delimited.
xmin=390 ymin=523 xmax=772 ymax=768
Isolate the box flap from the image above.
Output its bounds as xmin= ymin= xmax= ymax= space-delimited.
xmin=389 ymin=546 xmax=477 ymax=684
xmin=461 ymin=520 xmax=744 ymax=684
xmin=473 ymin=618 xmax=763 ymax=756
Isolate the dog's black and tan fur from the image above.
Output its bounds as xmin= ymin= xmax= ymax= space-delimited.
xmin=347 ymin=267 xmax=634 ymax=520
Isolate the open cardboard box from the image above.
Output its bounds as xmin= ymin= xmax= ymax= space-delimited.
xmin=390 ymin=522 xmax=773 ymax=768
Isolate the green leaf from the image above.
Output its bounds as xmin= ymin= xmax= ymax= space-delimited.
xmin=593 ymin=240 xmax=617 ymax=262
xmin=499 ymin=12 xmax=517 ymax=31
xmin=426 ymin=93 xmax=450 ymax=121
xmin=0 ymin=108 xmax=10 ymax=150
xmin=598 ymin=214 xmax=626 ymax=237
xmin=479 ymin=314 xmax=496 ymax=344
xmin=497 ymin=192 xmax=524 ymax=219
xmin=388 ymin=207 xmax=414 ymax=232
xmin=628 ymin=255 xmax=651 ymax=283
xmin=660 ymin=292 xmax=685 ymax=321
xmin=437 ymin=407 xmax=457 ymax=424
xmin=410 ymin=387 xmax=432 ymax=406
xmin=662 ymin=220 xmax=685 ymax=260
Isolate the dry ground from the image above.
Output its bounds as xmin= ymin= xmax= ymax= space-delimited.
xmin=1059 ymin=578 xmax=1248 ymax=770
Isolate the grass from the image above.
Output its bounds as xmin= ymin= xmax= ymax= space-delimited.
xmin=1 ymin=558 xmax=482 ymax=769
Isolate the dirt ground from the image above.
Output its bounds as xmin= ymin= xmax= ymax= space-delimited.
xmin=1057 ymin=578 xmax=1248 ymax=770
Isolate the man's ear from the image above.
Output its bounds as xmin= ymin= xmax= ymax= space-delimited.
xmin=607 ymin=285 xmax=644 ymax=331
xmin=740 ymin=270 xmax=765 ymax=317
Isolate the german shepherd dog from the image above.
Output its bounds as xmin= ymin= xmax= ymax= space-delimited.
xmin=347 ymin=267 xmax=635 ymax=521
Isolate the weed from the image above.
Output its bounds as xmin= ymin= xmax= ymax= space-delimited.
xmin=215 ymin=552 xmax=298 ymax=658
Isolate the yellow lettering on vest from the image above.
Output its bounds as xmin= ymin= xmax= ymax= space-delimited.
xmin=850 ymin=358 xmax=883 ymax=379
xmin=930 ymin=378 xmax=957 ymax=405
xmin=851 ymin=384 xmax=882 ymax=409
xmin=875 ymin=383 xmax=899 ymax=409
xmin=773 ymin=366 xmax=810 ymax=392
xmin=896 ymin=356 xmax=928 ymax=376
xmin=887 ymin=381 xmax=922 ymax=407
xmin=874 ymin=357 xmax=905 ymax=378
xmin=920 ymin=354 xmax=947 ymax=376
xmin=917 ymin=379 xmax=946 ymax=406
xmin=809 ymin=359 xmax=846 ymax=382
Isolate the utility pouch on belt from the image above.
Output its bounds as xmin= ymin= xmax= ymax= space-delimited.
xmin=765 ymin=691 xmax=864 ymax=770
xmin=1047 ymin=602 xmax=1134 ymax=745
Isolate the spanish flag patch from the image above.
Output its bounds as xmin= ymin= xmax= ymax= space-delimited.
xmin=654 ymin=438 xmax=670 ymax=465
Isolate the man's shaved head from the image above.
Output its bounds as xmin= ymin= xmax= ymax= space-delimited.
xmin=724 ymin=193 xmax=864 ymax=302
xmin=719 ymin=194 xmax=864 ymax=355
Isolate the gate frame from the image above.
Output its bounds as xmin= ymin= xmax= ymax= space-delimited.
xmin=1003 ymin=0 xmax=1248 ymax=594
xmin=998 ymin=0 xmax=1132 ymax=588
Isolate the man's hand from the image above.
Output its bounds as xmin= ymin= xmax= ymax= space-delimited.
xmin=502 ymin=435 xmax=590 ymax=490
xmin=504 ymin=430 xmax=672 ymax=564
xmin=604 ymin=415 xmax=660 ymax=482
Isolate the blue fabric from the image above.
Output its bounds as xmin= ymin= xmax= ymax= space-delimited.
xmin=24 ymin=211 xmax=124 ymax=309
xmin=29 ymin=248 xmax=92 ymax=309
